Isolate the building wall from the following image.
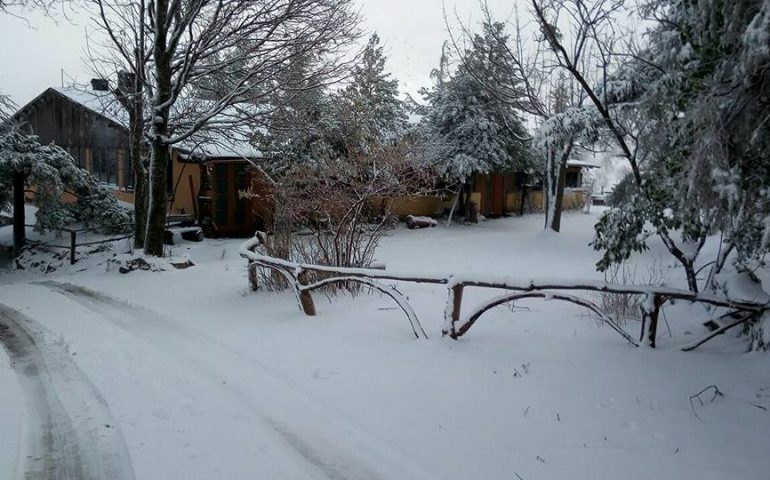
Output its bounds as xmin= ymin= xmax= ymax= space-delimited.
xmin=170 ymin=152 xmax=201 ymax=216
xmin=14 ymin=89 xmax=131 ymax=188
xmin=371 ymin=195 xmax=454 ymax=217
xmin=523 ymin=189 xmax=586 ymax=213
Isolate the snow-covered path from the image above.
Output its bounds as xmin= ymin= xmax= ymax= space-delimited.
xmin=0 ymin=303 xmax=134 ymax=480
xmin=17 ymin=280 xmax=437 ymax=480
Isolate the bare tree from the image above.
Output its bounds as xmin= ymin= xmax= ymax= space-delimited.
xmin=0 ymin=0 xmax=65 ymax=14
xmin=257 ymin=137 xmax=431 ymax=294
xmin=85 ymin=0 xmax=149 ymax=249
xmin=90 ymin=0 xmax=360 ymax=256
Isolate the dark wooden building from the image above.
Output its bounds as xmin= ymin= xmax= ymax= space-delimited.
xmin=13 ymin=83 xmax=132 ymax=188
xmin=12 ymin=82 xmax=272 ymax=237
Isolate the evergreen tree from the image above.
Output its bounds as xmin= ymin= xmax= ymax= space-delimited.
xmin=422 ymin=22 xmax=531 ymax=183
xmin=257 ymin=51 xmax=335 ymax=173
xmin=334 ymin=33 xmax=409 ymax=157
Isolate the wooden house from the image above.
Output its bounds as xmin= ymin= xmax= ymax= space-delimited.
xmin=381 ymin=159 xmax=598 ymax=220
xmin=468 ymin=160 xmax=598 ymax=217
xmin=12 ymin=82 xmax=273 ymax=237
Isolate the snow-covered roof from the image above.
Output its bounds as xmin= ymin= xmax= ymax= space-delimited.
xmin=20 ymin=85 xmax=263 ymax=161
xmin=567 ymin=159 xmax=600 ymax=169
xmin=177 ymin=131 xmax=264 ymax=161
xmin=51 ymin=86 xmax=129 ymax=127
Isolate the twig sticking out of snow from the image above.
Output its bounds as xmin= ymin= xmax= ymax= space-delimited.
xmin=689 ymin=385 xmax=723 ymax=422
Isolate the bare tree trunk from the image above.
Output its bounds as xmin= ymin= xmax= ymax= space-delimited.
xmin=549 ymin=166 xmax=566 ymax=232
xmin=12 ymin=172 xmax=26 ymax=255
xmin=144 ymin=0 xmax=171 ymax=257
xmin=133 ymin=5 xmax=148 ymax=250
xmin=545 ymin=144 xmax=572 ymax=233
xmin=132 ymin=126 xmax=148 ymax=248
xmin=446 ymin=182 xmax=464 ymax=226
xmin=705 ymin=241 xmax=735 ymax=293
xmin=145 ymin=140 xmax=169 ymax=256
xmin=129 ymin=84 xmax=147 ymax=249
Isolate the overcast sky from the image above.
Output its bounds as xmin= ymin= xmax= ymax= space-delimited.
xmin=0 ymin=0 xmax=519 ymax=108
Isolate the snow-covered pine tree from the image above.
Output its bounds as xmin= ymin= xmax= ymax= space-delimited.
xmin=333 ymin=33 xmax=409 ymax=157
xmin=0 ymin=129 xmax=132 ymax=254
xmin=422 ymin=22 xmax=531 ymax=188
xmin=256 ymin=51 xmax=335 ymax=174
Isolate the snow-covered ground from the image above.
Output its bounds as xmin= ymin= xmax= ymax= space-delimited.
xmin=1 ymin=211 xmax=769 ymax=480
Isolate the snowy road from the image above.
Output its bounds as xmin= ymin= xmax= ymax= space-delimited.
xmin=33 ymin=280 xmax=437 ymax=480
xmin=0 ymin=303 xmax=135 ymax=480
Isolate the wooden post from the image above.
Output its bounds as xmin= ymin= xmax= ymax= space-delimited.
xmin=70 ymin=230 xmax=77 ymax=265
xmin=297 ymin=269 xmax=317 ymax=316
xmin=647 ymin=295 xmax=662 ymax=348
xmin=449 ymin=284 xmax=464 ymax=339
xmin=641 ymin=294 xmax=663 ymax=348
xmin=248 ymin=262 xmax=259 ymax=291
xmin=13 ymin=173 xmax=26 ymax=255
xmin=188 ymin=174 xmax=198 ymax=219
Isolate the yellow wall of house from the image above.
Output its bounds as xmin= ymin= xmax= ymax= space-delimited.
xmin=522 ymin=189 xmax=585 ymax=213
xmin=371 ymin=195 xmax=453 ymax=217
xmin=169 ymin=152 xmax=200 ymax=216
xmin=114 ymin=189 xmax=135 ymax=205
xmin=506 ymin=192 xmax=520 ymax=212
xmin=527 ymin=190 xmax=545 ymax=212
xmin=562 ymin=189 xmax=586 ymax=210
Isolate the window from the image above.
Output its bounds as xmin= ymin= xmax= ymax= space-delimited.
xmin=565 ymin=170 xmax=580 ymax=189
xmin=91 ymin=148 xmax=118 ymax=186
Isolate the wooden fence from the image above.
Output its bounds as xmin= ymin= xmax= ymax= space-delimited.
xmin=26 ymin=224 xmax=133 ymax=264
xmin=240 ymin=236 xmax=769 ymax=350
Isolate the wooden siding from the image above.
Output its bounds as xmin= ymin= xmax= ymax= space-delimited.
xmin=14 ymin=88 xmax=130 ymax=188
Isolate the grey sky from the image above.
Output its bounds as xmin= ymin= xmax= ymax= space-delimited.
xmin=0 ymin=0 xmax=518 ymax=108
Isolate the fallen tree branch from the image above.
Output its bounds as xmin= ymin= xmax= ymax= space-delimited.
xmin=302 ymin=276 xmax=428 ymax=339
xmin=453 ymin=290 xmax=639 ymax=346
xmin=239 ymin=236 xmax=769 ymax=345
xmin=681 ymin=312 xmax=760 ymax=352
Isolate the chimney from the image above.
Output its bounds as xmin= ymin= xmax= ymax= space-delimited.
xmin=117 ymin=71 xmax=137 ymax=94
xmin=91 ymin=78 xmax=110 ymax=91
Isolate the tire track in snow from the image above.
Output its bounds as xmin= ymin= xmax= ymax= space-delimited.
xmin=0 ymin=304 xmax=135 ymax=480
xmin=38 ymin=280 xmax=436 ymax=480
